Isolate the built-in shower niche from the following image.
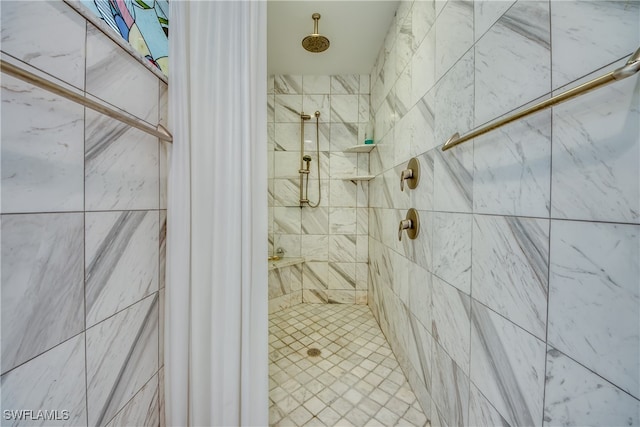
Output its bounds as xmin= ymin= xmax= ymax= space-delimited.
xmin=268 ymin=257 xmax=304 ymax=313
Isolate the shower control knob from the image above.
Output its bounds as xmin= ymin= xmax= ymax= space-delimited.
xmin=398 ymin=209 xmax=420 ymax=241
xmin=400 ymin=157 xmax=420 ymax=191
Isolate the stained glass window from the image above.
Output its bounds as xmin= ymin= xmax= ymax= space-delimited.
xmin=82 ymin=0 xmax=169 ymax=76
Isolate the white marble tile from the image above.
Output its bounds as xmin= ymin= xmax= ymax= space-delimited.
xmin=356 ymin=235 xmax=368 ymax=263
xmin=267 ymin=95 xmax=275 ymax=123
xmin=269 ymin=268 xmax=291 ymax=299
xmin=303 ymin=261 xmax=329 ymax=291
xmin=356 ymin=207 xmax=368 ymax=235
xmin=274 ymin=234 xmax=301 ymax=257
xmin=473 ymin=0 xmax=516 ymax=42
xmin=269 ymin=294 xmax=291 ymax=314
xmin=329 ymin=235 xmax=357 ymax=263
xmin=551 ymin=66 xmax=639 ymax=224
xmin=104 ymin=374 xmax=159 ymax=427
xmin=408 ymin=265 xmax=432 ymax=333
xmin=305 ymin=121 xmax=331 ymax=152
xmin=0 ymin=334 xmax=87 ymax=426
xmin=1 ymin=213 xmax=84 ymax=374
xmin=85 ymin=111 xmax=159 ymax=211
xmin=0 ymin=1 xmax=86 ymax=88
xmin=355 ymin=262 xmax=368 ymax=291
xmin=328 ymin=262 xmax=356 ymax=290
xmin=329 ymin=180 xmax=357 ymax=208
xmin=273 ymin=179 xmax=299 ymax=207
xmin=551 ymin=1 xmax=640 ymax=89
xmin=396 ymin=12 xmax=415 ymax=78
xmin=330 ymin=122 xmax=359 ymax=152
xmin=86 ymin=294 xmax=158 ymax=427
xmin=431 ymin=276 xmax=471 ymax=375
xmin=544 ymin=348 xmax=640 ymax=426
xmin=359 ymin=95 xmax=370 ymax=124
xmin=355 ymin=291 xmax=368 ymax=305
xmin=85 ymin=211 xmax=158 ymax=327
xmin=275 ymin=75 xmax=302 ymax=94
xmin=433 ymin=143 xmax=473 ymax=213
xmin=474 ymin=110 xmax=551 ymax=217
xmin=432 ymin=212 xmax=472 ymax=294
xmin=274 ymin=151 xmax=300 ymax=179
xmin=301 ymin=207 xmax=329 ymax=235
xmin=301 ymin=235 xmax=329 ymax=262
xmin=434 ymin=49 xmax=474 ymax=147
xmin=435 ymin=0 xmax=474 ymax=81
xmin=431 ymin=342 xmax=469 ymax=427
xmin=331 ymin=95 xmax=359 ymax=123
xmin=274 ymin=123 xmax=300 ymax=152
xmin=409 ymin=209 xmax=432 ymax=273
xmin=303 ymin=75 xmax=330 ymax=95
xmin=359 ymin=75 xmax=370 ymax=95
xmin=1 ymin=76 xmax=84 ymax=213
xmin=412 ymin=0 xmax=435 ymax=50
xmin=468 ymin=383 xmax=509 ymax=427
xmin=470 ymin=300 xmax=546 ymax=427
xmin=329 ymin=207 xmax=357 ymax=235
xmin=548 ymin=220 xmax=640 ymax=399
xmin=274 ymin=207 xmax=301 ymax=235
xmin=303 ymin=289 xmax=328 ymax=304
xmin=331 ymin=75 xmax=359 ymax=95
xmin=303 ymin=94 xmax=330 ymax=123
xmin=412 ymin=30 xmax=436 ymax=106
xmin=86 ymin=24 xmax=158 ymax=122
xmin=330 ymin=153 xmax=358 ymax=177
xmin=472 ymin=215 xmax=549 ymax=339
xmin=474 ymin=0 xmax=551 ymax=125
xmin=327 ymin=290 xmax=355 ymax=304
xmin=275 ymin=95 xmax=303 ymax=123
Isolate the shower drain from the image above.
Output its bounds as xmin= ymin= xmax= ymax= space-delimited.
xmin=307 ymin=348 xmax=321 ymax=357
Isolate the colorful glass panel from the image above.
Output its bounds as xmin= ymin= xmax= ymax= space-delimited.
xmin=82 ymin=0 xmax=168 ymax=76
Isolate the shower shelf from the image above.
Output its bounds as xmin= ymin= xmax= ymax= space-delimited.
xmin=341 ymin=175 xmax=375 ymax=182
xmin=343 ymin=144 xmax=376 ymax=153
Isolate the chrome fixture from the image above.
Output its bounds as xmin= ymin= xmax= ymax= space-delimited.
xmin=399 ymin=209 xmax=420 ymax=241
xmin=442 ymin=46 xmax=640 ymax=151
xmin=299 ymin=111 xmax=322 ymax=207
xmin=302 ymin=13 xmax=330 ymax=53
xmin=400 ymin=158 xmax=420 ymax=191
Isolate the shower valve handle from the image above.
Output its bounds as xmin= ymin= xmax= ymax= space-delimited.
xmin=400 ymin=169 xmax=413 ymax=192
xmin=400 ymin=157 xmax=420 ymax=191
xmin=398 ymin=209 xmax=420 ymax=241
xmin=398 ymin=219 xmax=413 ymax=241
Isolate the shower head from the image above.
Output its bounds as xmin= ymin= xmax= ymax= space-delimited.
xmin=302 ymin=13 xmax=330 ymax=53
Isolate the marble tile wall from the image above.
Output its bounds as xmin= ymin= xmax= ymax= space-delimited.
xmin=268 ymin=74 xmax=370 ymax=306
xmin=0 ymin=1 xmax=167 ymax=426
xmin=367 ymin=0 xmax=640 ymax=425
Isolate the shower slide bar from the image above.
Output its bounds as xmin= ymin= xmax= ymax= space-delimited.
xmin=442 ymin=46 xmax=640 ymax=152
xmin=0 ymin=58 xmax=173 ymax=143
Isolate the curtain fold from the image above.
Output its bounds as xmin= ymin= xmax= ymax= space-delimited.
xmin=166 ymin=2 xmax=268 ymax=425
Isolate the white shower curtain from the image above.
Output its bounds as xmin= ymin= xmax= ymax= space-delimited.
xmin=166 ymin=1 xmax=268 ymax=425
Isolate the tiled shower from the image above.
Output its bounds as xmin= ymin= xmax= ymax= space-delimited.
xmin=1 ymin=1 xmax=167 ymax=426
xmin=1 ymin=0 xmax=638 ymax=426
xmin=269 ymin=0 xmax=639 ymax=425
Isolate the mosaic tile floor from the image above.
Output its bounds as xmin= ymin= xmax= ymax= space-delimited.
xmin=269 ymin=304 xmax=428 ymax=426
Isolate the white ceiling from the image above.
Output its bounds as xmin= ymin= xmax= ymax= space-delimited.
xmin=267 ymin=0 xmax=399 ymax=76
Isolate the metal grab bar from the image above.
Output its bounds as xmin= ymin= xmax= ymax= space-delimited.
xmin=0 ymin=58 xmax=173 ymax=143
xmin=442 ymin=47 xmax=640 ymax=151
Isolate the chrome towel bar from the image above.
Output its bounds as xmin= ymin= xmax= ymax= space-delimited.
xmin=442 ymin=47 xmax=640 ymax=151
xmin=0 ymin=58 xmax=173 ymax=143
